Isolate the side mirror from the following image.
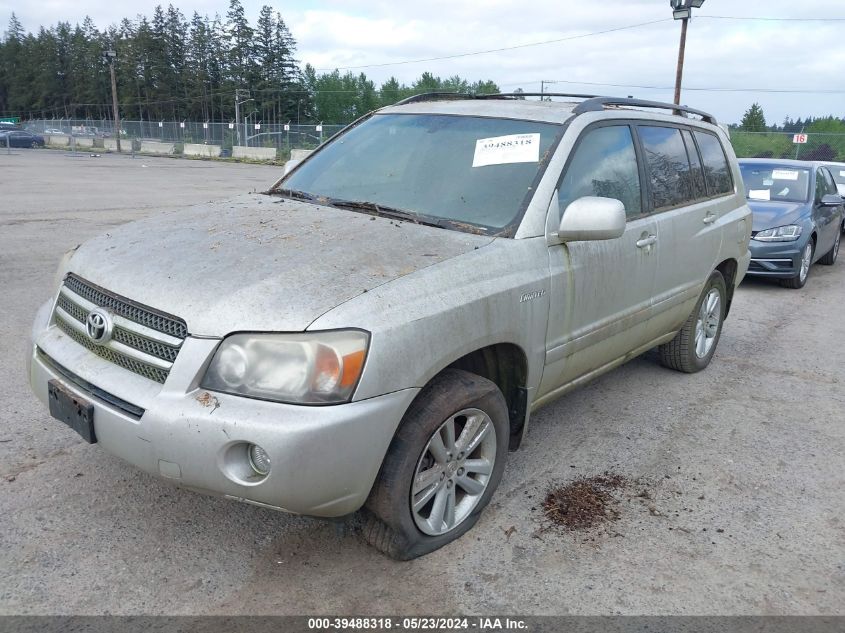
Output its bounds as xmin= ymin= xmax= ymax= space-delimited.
xmin=558 ymin=196 xmax=626 ymax=242
xmin=821 ymin=193 xmax=844 ymax=207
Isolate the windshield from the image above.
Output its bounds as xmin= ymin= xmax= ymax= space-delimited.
xmin=739 ymin=163 xmax=810 ymax=203
xmin=275 ymin=113 xmax=563 ymax=235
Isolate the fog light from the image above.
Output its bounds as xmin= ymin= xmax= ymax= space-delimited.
xmin=247 ymin=443 xmax=271 ymax=476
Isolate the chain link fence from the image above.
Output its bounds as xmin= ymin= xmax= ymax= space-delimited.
xmin=730 ymin=131 xmax=845 ymax=162
xmin=18 ymin=119 xmax=845 ymax=164
xmin=22 ymin=118 xmax=347 ymax=158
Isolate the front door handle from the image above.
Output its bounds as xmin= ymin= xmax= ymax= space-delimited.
xmin=636 ymin=235 xmax=657 ymax=248
xmin=703 ymin=212 xmax=717 ymax=224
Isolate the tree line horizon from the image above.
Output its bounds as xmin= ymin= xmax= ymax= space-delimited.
xmin=1 ymin=6 xmax=843 ymax=131
xmin=0 ymin=2 xmax=499 ymax=126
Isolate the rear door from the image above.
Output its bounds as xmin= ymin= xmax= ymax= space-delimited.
xmin=541 ymin=123 xmax=660 ymax=396
xmin=639 ymin=126 xmax=733 ymax=336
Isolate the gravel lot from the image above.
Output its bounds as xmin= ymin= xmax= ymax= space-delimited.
xmin=1 ymin=150 xmax=843 ymax=615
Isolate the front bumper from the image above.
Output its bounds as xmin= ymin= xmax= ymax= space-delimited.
xmin=28 ymin=301 xmax=418 ymax=517
xmin=746 ymin=239 xmax=805 ymax=279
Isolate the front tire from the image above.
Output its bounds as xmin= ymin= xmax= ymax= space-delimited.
xmin=781 ymin=240 xmax=814 ymax=289
xmin=658 ymin=270 xmax=726 ymax=373
xmin=363 ymin=369 xmax=509 ymax=560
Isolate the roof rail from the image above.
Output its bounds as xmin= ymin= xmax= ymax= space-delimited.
xmin=392 ymin=91 xmax=599 ymax=106
xmin=477 ymin=92 xmax=600 ymax=100
xmin=392 ymin=92 xmax=476 ymax=106
xmin=573 ymin=97 xmax=717 ymax=124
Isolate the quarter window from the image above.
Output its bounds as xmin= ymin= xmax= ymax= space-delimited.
xmin=558 ymin=125 xmax=642 ymax=219
xmin=638 ymin=126 xmax=695 ymax=209
xmin=694 ymin=131 xmax=733 ymax=195
xmin=682 ymin=130 xmax=706 ymax=199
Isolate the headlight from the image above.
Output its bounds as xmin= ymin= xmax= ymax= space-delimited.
xmin=752 ymin=225 xmax=802 ymax=242
xmin=201 ymin=330 xmax=369 ymax=405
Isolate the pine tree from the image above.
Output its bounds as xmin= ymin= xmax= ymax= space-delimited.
xmin=740 ymin=103 xmax=767 ymax=132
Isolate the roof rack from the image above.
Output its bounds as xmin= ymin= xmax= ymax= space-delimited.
xmin=573 ymin=97 xmax=717 ymax=124
xmin=390 ymin=92 xmax=717 ymax=125
xmin=477 ymin=92 xmax=600 ymax=100
xmin=392 ymin=92 xmax=476 ymax=106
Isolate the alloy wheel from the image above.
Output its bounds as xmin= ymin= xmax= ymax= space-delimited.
xmin=799 ymin=242 xmax=813 ymax=283
xmin=694 ymin=288 xmax=721 ymax=359
xmin=411 ymin=407 xmax=497 ymax=536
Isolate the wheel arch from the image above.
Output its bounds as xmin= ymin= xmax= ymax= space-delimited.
xmin=444 ymin=343 xmax=529 ymax=451
xmin=392 ymin=343 xmax=531 ymax=453
xmin=715 ymin=258 xmax=738 ymax=317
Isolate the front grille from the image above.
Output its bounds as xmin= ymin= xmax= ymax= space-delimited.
xmin=56 ymin=294 xmax=180 ymax=363
xmin=55 ymin=318 xmax=171 ymax=384
xmin=52 ymin=274 xmax=187 ymax=384
xmin=64 ymin=274 xmax=188 ymax=339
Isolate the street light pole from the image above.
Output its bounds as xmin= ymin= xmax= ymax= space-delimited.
xmin=670 ymin=0 xmax=705 ymax=106
xmin=104 ymin=49 xmax=121 ymax=152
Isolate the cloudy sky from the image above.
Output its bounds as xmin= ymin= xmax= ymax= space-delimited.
xmin=2 ymin=0 xmax=844 ymax=124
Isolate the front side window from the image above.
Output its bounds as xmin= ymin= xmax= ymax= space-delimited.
xmin=827 ymin=166 xmax=845 ymax=186
xmin=694 ymin=131 xmax=733 ymax=195
xmin=820 ymin=168 xmax=838 ymax=195
xmin=276 ymin=113 xmax=563 ymax=235
xmin=638 ymin=126 xmax=694 ymax=210
xmin=557 ymin=125 xmax=642 ymax=219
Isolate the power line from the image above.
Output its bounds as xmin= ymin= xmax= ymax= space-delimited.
xmin=315 ymin=19 xmax=672 ymax=72
xmin=699 ymin=15 xmax=845 ymax=22
xmin=540 ymin=79 xmax=845 ymax=95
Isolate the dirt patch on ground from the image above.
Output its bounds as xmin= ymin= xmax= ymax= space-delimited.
xmin=541 ymin=472 xmax=633 ymax=531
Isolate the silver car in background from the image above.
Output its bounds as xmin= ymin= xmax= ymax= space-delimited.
xmin=28 ymin=94 xmax=751 ymax=559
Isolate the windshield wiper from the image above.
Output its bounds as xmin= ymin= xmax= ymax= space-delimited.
xmin=326 ymin=198 xmax=446 ymax=229
xmin=273 ymin=188 xmax=317 ymax=202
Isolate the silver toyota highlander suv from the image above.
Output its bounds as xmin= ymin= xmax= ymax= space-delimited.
xmin=28 ymin=94 xmax=752 ymax=559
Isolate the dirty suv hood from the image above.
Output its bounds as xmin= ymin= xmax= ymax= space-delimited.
xmin=64 ymin=194 xmax=493 ymax=336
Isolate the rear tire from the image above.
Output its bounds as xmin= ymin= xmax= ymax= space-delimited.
xmin=819 ymin=231 xmax=840 ymax=266
xmin=363 ymin=369 xmax=509 ymax=560
xmin=659 ymin=270 xmax=726 ymax=373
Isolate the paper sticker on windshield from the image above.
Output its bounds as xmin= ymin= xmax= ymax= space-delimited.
xmin=771 ymin=169 xmax=799 ymax=181
xmin=472 ymin=133 xmax=540 ymax=167
xmin=840 ymin=170 xmax=845 ymax=177
xmin=748 ymin=189 xmax=771 ymax=201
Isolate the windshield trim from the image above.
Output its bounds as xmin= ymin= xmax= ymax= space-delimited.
xmin=269 ymin=112 xmax=568 ymax=238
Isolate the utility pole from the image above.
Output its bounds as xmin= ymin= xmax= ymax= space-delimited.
xmin=673 ymin=16 xmax=688 ymax=106
xmin=104 ymin=49 xmax=121 ymax=152
xmin=234 ymin=89 xmax=252 ymax=147
xmin=670 ymin=0 xmax=705 ymax=106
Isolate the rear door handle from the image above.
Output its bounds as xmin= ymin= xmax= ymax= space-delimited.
xmin=636 ymin=235 xmax=657 ymax=248
xmin=703 ymin=212 xmax=717 ymax=224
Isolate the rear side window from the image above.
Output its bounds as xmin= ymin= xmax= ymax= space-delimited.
xmin=638 ymin=126 xmax=694 ymax=209
xmin=558 ymin=125 xmax=642 ymax=219
xmin=694 ymin=131 xmax=733 ymax=195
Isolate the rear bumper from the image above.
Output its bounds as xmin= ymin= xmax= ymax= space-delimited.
xmin=28 ymin=301 xmax=418 ymax=517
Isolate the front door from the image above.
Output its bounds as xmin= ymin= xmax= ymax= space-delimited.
xmin=539 ymin=123 xmax=660 ymax=399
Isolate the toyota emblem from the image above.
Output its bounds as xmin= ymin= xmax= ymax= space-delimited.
xmin=85 ymin=308 xmax=113 ymax=344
